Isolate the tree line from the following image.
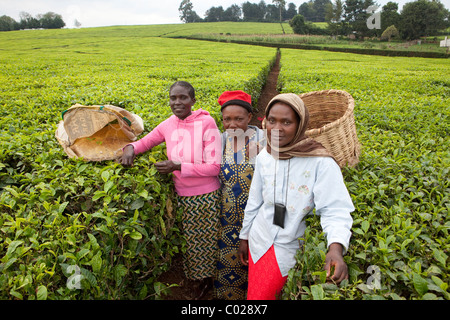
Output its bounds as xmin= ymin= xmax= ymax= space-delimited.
xmin=323 ymin=0 xmax=449 ymax=40
xmin=179 ymin=0 xmax=450 ymax=40
xmin=0 ymin=12 xmax=65 ymax=31
xmin=179 ymin=0 xmax=316 ymax=23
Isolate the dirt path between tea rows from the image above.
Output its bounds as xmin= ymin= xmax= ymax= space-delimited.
xmin=157 ymin=51 xmax=281 ymax=300
xmin=249 ymin=50 xmax=281 ymax=128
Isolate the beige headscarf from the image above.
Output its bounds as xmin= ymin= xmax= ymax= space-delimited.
xmin=262 ymin=93 xmax=334 ymax=161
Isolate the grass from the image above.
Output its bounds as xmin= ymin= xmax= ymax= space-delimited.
xmin=186 ymin=33 xmax=449 ymax=55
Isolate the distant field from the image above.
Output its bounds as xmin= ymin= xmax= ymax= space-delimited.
xmin=189 ymin=33 xmax=447 ymax=54
xmin=4 ymin=21 xmax=446 ymax=55
xmin=70 ymin=21 xmax=293 ymax=38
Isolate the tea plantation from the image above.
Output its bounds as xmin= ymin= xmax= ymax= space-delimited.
xmin=0 ymin=24 xmax=448 ymax=300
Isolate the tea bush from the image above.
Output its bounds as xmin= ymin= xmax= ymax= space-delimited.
xmin=279 ymin=49 xmax=449 ymax=300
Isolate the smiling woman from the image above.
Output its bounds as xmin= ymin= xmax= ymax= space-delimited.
xmin=169 ymin=81 xmax=195 ymax=120
xmin=118 ymin=80 xmax=223 ymax=300
xmin=239 ymin=93 xmax=353 ymax=300
xmin=265 ymin=102 xmax=299 ymax=148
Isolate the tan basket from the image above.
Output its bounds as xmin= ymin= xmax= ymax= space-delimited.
xmin=300 ymin=90 xmax=360 ymax=168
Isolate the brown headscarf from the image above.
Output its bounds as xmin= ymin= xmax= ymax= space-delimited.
xmin=262 ymin=93 xmax=334 ymax=161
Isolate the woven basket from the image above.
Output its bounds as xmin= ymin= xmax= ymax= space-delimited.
xmin=300 ymin=89 xmax=360 ymax=168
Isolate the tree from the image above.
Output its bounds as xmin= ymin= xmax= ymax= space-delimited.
xmin=273 ymin=0 xmax=286 ymax=33
xmin=265 ymin=4 xmax=280 ymax=21
xmin=19 ymin=11 xmax=40 ymax=29
xmin=179 ymin=0 xmax=202 ymax=23
xmin=1 ymin=11 xmax=66 ymax=31
xmin=205 ymin=6 xmax=224 ymax=22
xmin=343 ymin=0 xmax=376 ymax=38
xmin=326 ymin=0 xmax=345 ymax=36
xmin=399 ymin=0 xmax=449 ymax=40
xmin=314 ymin=0 xmax=332 ymax=22
xmin=298 ymin=0 xmax=332 ymax=22
xmin=223 ymin=4 xmax=242 ymax=21
xmin=380 ymin=24 xmax=399 ymax=41
xmin=0 ymin=15 xmax=19 ymax=31
xmin=381 ymin=2 xmax=400 ymax=31
xmin=289 ymin=14 xmax=309 ymax=33
xmin=273 ymin=0 xmax=286 ymax=22
xmin=258 ymin=1 xmax=268 ymax=20
xmin=299 ymin=2 xmax=316 ymax=21
xmin=38 ymin=12 xmax=65 ymax=29
xmin=242 ymin=1 xmax=266 ymax=21
xmin=285 ymin=3 xmax=297 ymax=20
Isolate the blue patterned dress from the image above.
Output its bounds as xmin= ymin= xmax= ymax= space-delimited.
xmin=214 ymin=126 xmax=265 ymax=300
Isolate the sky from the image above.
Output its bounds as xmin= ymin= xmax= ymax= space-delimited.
xmin=1 ymin=0 xmax=449 ymax=28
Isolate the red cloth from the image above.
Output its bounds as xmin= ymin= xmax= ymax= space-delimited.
xmin=217 ymin=90 xmax=252 ymax=113
xmin=247 ymin=245 xmax=288 ymax=300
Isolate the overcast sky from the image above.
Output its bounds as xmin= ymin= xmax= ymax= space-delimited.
xmin=1 ymin=0 xmax=449 ymax=28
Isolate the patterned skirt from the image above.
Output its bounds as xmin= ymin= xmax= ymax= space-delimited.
xmin=214 ymin=158 xmax=254 ymax=300
xmin=177 ymin=189 xmax=220 ymax=280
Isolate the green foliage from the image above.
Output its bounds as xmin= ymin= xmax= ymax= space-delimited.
xmin=0 ymin=11 xmax=65 ymax=31
xmin=399 ymin=0 xmax=450 ymax=40
xmin=290 ymin=14 xmax=308 ymax=34
xmin=0 ymin=148 xmax=183 ymax=299
xmin=280 ymin=49 xmax=449 ymax=300
xmin=178 ymin=23 xmax=448 ymax=57
xmin=380 ymin=25 xmax=399 ymax=41
xmin=179 ymin=0 xmax=202 ymax=23
xmin=290 ymin=14 xmax=329 ymax=35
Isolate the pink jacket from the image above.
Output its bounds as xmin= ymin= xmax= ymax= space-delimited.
xmin=129 ymin=109 xmax=221 ymax=197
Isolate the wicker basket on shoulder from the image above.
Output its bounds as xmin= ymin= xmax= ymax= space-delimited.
xmin=300 ymin=89 xmax=360 ymax=168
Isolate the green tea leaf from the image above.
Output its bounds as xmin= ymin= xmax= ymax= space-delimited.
xmin=36 ymin=285 xmax=47 ymax=300
xmin=113 ymin=264 xmax=128 ymax=286
xmin=310 ymin=284 xmax=324 ymax=300
xmin=361 ymin=220 xmax=369 ymax=233
xmin=104 ymin=180 xmax=114 ymax=193
xmin=90 ymin=252 xmax=102 ymax=273
xmin=413 ymin=273 xmax=428 ymax=296
xmin=101 ymin=171 xmax=110 ymax=183
xmin=6 ymin=240 xmax=23 ymax=257
xmin=129 ymin=231 xmax=142 ymax=240
xmin=433 ymin=249 xmax=448 ymax=268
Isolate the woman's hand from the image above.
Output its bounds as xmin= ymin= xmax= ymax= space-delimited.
xmin=154 ymin=160 xmax=181 ymax=174
xmin=118 ymin=145 xmax=136 ymax=167
xmin=238 ymin=239 xmax=249 ymax=266
xmin=324 ymin=243 xmax=348 ymax=284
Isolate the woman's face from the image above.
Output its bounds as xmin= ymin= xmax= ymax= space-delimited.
xmin=265 ymin=102 xmax=299 ymax=148
xmin=169 ymin=85 xmax=195 ymax=120
xmin=222 ymin=105 xmax=252 ymax=133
